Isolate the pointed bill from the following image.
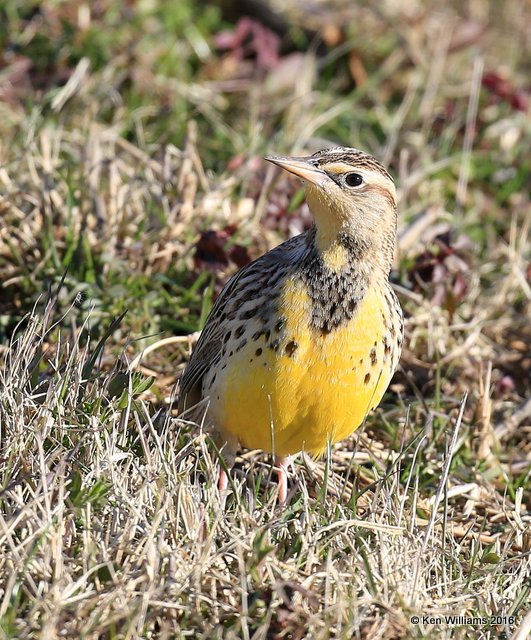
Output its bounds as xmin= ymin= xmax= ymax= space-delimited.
xmin=265 ymin=155 xmax=327 ymax=187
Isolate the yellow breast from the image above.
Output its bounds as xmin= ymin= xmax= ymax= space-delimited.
xmin=206 ymin=276 xmax=399 ymax=457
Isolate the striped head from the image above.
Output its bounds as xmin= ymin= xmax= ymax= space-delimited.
xmin=267 ymin=147 xmax=398 ymax=273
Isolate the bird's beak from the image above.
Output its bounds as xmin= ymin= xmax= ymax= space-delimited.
xmin=265 ymin=155 xmax=327 ymax=187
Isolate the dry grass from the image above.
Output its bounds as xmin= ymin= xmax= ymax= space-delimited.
xmin=0 ymin=0 xmax=530 ymax=638
xmin=1 ymin=304 xmax=529 ymax=638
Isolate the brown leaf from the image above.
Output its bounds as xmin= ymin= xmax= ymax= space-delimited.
xmin=265 ymin=53 xmax=313 ymax=95
xmin=448 ymin=20 xmax=486 ymax=52
xmin=407 ymin=231 xmax=472 ymax=316
xmin=0 ymin=56 xmax=33 ymax=105
xmin=322 ymin=23 xmax=344 ymax=47
xmin=348 ymin=50 xmax=368 ymax=87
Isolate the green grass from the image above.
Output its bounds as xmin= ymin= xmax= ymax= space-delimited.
xmin=0 ymin=0 xmax=530 ymax=638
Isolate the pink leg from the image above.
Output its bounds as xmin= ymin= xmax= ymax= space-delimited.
xmin=218 ymin=467 xmax=229 ymax=493
xmin=215 ymin=439 xmax=236 ymax=505
xmin=275 ymin=456 xmax=291 ymax=505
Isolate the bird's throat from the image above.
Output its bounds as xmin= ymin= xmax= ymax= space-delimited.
xmin=312 ymin=212 xmax=371 ymax=273
xmin=316 ymin=235 xmax=350 ymax=271
xmin=305 ymin=185 xmax=363 ymax=271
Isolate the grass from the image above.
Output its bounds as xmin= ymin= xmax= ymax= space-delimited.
xmin=0 ymin=0 xmax=530 ymax=638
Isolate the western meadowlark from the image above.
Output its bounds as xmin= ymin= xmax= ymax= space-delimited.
xmin=179 ymin=147 xmax=403 ymax=503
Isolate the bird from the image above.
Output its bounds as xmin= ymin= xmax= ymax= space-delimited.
xmin=178 ymin=147 xmax=403 ymax=504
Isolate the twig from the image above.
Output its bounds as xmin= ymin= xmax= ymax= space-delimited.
xmin=410 ymin=393 xmax=468 ymax=607
xmin=456 ymin=57 xmax=484 ymax=215
xmin=130 ymin=334 xmax=201 ymax=371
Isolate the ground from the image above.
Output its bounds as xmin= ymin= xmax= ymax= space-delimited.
xmin=0 ymin=1 xmax=529 ymax=638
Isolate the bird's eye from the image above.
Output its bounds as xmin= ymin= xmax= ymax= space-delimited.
xmin=344 ymin=172 xmax=364 ymax=187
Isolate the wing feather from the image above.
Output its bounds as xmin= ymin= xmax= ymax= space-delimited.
xmin=178 ymin=266 xmax=250 ymax=410
xmin=178 ymin=233 xmax=308 ymax=412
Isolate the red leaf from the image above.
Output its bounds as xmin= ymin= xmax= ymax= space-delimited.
xmin=229 ymin=244 xmax=251 ymax=268
xmin=482 ymin=71 xmax=529 ymax=112
xmin=193 ymin=226 xmax=248 ymax=273
xmin=213 ymin=17 xmax=280 ymax=71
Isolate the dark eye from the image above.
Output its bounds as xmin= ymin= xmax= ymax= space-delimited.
xmin=345 ymin=172 xmax=364 ymax=187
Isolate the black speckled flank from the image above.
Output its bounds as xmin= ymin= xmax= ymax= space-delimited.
xmin=299 ymin=228 xmax=369 ymax=335
xmin=285 ymin=340 xmax=298 ymax=357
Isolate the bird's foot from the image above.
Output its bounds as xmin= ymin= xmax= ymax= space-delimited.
xmin=275 ymin=455 xmax=293 ymax=506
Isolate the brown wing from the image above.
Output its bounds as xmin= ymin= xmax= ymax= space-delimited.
xmin=178 ymin=266 xmax=249 ymax=412
xmin=178 ymin=233 xmax=307 ymax=413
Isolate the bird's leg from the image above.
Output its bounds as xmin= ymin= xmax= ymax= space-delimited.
xmin=217 ymin=461 xmax=233 ymax=508
xmin=274 ymin=455 xmax=292 ymax=505
xmin=215 ymin=436 xmax=237 ymax=506
xmin=218 ymin=466 xmax=229 ymax=492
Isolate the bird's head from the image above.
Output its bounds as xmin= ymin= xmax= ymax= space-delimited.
xmin=266 ymin=147 xmax=397 ymax=272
